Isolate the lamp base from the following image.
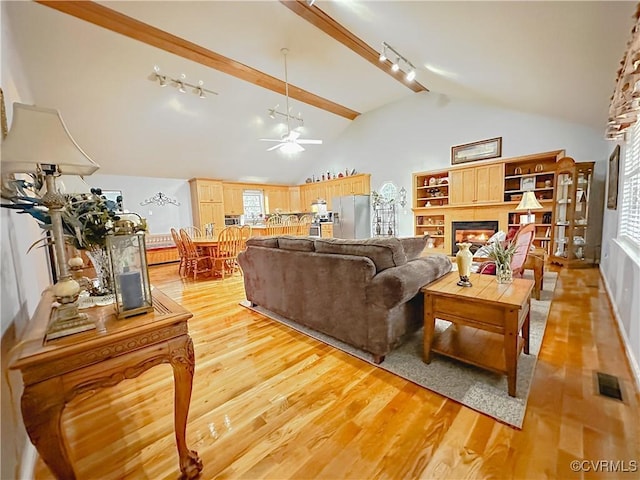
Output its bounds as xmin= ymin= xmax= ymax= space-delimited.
xmin=45 ymin=304 xmax=95 ymax=341
xmin=457 ymin=275 xmax=472 ymax=287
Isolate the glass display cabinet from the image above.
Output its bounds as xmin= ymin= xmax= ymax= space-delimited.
xmin=549 ymin=157 xmax=595 ymax=267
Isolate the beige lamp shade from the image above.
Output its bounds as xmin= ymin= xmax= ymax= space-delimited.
xmin=516 ymin=191 xmax=543 ymax=211
xmin=1 ymin=103 xmax=99 ymax=175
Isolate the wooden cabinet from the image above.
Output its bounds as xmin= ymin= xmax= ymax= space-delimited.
xmin=549 ymin=158 xmax=595 ymax=267
xmin=288 ymin=187 xmax=301 ymax=212
xmin=222 ymin=183 xmax=244 ymax=215
xmin=450 ymin=164 xmax=503 ymax=205
xmin=300 ymin=174 xmax=371 ymax=211
xmin=264 ymin=186 xmax=289 ymax=213
xmin=189 ymin=178 xmax=225 ymax=236
xmin=300 ymin=183 xmax=325 ymax=212
xmin=341 ymin=174 xmax=371 ymax=196
xmin=321 ymin=223 xmax=333 ymax=238
xmin=193 ymin=179 xmax=223 ymax=203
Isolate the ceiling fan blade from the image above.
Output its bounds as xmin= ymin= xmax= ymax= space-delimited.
xmin=296 ymin=139 xmax=323 ymax=145
xmin=266 ymin=143 xmax=286 ymax=151
xmin=259 ymin=138 xmax=282 ymax=142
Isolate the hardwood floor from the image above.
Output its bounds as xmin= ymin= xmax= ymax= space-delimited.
xmin=34 ymin=265 xmax=639 ymax=479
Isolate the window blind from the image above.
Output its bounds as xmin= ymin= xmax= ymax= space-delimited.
xmin=620 ymin=122 xmax=640 ymax=250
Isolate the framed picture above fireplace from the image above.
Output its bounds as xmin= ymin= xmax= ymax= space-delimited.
xmin=451 ymin=137 xmax=502 ymax=165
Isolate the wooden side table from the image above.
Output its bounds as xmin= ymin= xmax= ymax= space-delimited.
xmin=10 ymin=288 xmax=203 ymax=479
xmin=523 ymin=248 xmax=546 ymax=300
xmin=422 ymin=272 xmax=534 ymax=397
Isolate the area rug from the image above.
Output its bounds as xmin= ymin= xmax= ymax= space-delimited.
xmin=241 ymin=270 xmax=557 ymax=429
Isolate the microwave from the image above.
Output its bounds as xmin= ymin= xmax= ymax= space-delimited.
xmin=224 ymin=216 xmax=240 ymax=226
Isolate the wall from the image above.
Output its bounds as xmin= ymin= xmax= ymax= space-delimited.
xmin=599 ymin=142 xmax=640 ymax=387
xmin=89 ymin=174 xmax=193 ymax=234
xmin=317 ymin=92 xmax=611 ymax=241
xmin=1 ymin=4 xmax=51 ymax=478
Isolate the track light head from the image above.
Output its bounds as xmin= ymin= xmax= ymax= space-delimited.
xmin=391 ymin=61 xmax=400 ymax=73
xmin=406 ymin=69 xmax=416 ymax=82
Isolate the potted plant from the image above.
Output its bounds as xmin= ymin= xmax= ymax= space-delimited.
xmin=487 ymin=239 xmax=518 ymax=284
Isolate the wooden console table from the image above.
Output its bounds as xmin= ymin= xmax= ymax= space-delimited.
xmin=422 ymin=272 xmax=534 ymax=397
xmin=10 ymin=288 xmax=203 ymax=479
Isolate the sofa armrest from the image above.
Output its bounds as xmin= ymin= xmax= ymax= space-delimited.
xmin=366 ymin=254 xmax=452 ymax=309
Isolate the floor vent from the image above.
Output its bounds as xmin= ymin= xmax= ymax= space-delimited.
xmin=596 ymin=372 xmax=623 ymax=401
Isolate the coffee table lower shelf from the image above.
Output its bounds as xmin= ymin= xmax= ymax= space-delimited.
xmin=432 ymin=323 xmax=525 ymax=375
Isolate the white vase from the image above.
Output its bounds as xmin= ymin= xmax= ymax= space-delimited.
xmin=456 ymin=242 xmax=473 ymax=287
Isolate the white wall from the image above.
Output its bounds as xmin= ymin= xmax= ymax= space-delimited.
xmin=319 ymin=92 xmax=611 ymax=240
xmin=1 ymin=4 xmax=50 ymax=478
xmin=89 ymin=174 xmax=193 ymax=234
xmin=600 ymin=143 xmax=640 ymax=387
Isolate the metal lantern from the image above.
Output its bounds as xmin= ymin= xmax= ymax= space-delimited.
xmin=106 ymin=231 xmax=153 ymax=319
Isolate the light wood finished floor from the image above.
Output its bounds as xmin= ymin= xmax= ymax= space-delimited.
xmin=33 ymin=265 xmax=639 ymax=479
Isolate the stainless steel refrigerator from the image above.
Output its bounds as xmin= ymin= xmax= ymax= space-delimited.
xmin=332 ymin=195 xmax=371 ymax=239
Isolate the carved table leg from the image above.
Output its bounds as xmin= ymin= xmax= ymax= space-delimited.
xmin=168 ymin=335 xmax=203 ymax=479
xmin=21 ymin=377 xmax=76 ymax=480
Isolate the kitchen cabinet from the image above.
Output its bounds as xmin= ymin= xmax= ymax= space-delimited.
xmin=321 ymin=223 xmax=333 ymax=238
xmin=193 ymin=179 xmax=223 ymax=203
xmin=288 ymin=187 xmax=301 ymax=212
xmin=222 ymin=183 xmax=244 ymax=215
xmin=342 ymin=174 xmax=371 ymax=196
xmin=264 ymin=186 xmax=289 ymax=213
xmin=189 ymin=178 xmax=225 ymax=236
xmin=300 ymin=183 xmax=326 ymax=212
xmin=449 ymin=164 xmax=503 ymax=205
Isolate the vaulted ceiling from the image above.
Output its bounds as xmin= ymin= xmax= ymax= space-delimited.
xmin=2 ymin=1 xmax=634 ymax=183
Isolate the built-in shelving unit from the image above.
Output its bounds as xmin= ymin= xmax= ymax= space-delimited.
xmin=412 ymin=150 xmax=567 ymax=255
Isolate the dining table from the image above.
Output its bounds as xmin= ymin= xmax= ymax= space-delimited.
xmin=191 ymin=236 xmax=219 ymax=256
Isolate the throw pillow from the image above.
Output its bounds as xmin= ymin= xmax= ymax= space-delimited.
xmin=399 ymin=235 xmax=428 ymax=261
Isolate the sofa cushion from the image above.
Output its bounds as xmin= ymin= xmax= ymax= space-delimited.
xmin=399 ymin=235 xmax=428 ymax=261
xmin=246 ymin=236 xmax=279 ymax=248
xmin=314 ymin=237 xmax=407 ymax=272
xmin=277 ymin=235 xmax=316 ymax=252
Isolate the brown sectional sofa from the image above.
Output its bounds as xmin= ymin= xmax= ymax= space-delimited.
xmin=237 ymin=235 xmax=452 ymax=363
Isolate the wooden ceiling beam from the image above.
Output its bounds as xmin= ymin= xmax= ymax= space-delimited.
xmin=280 ymin=0 xmax=428 ymax=93
xmin=36 ymin=1 xmax=360 ymax=120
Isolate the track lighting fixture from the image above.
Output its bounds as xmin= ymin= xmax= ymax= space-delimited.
xmin=266 ymin=104 xmax=304 ymax=128
xmin=151 ymin=66 xmax=218 ymax=98
xmin=379 ymin=42 xmax=417 ymax=82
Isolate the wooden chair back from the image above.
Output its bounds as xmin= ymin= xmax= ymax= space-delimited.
xmin=297 ymin=214 xmax=313 ymax=236
xmin=184 ymin=226 xmax=202 ymax=239
xmin=239 ymin=225 xmax=252 ymax=250
xmin=179 ymin=228 xmax=211 ymax=279
xmin=212 ymin=227 xmax=243 ymax=279
xmin=282 ymin=216 xmax=299 ymax=235
xmin=265 ymin=215 xmax=282 ymax=236
xmin=171 ymin=227 xmax=188 ymax=276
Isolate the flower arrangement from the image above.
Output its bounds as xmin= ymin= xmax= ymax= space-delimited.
xmin=1 ymin=176 xmax=146 ymax=250
xmin=487 ymin=239 xmax=518 ymax=283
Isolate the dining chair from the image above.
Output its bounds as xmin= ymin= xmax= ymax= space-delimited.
xmin=265 ymin=215 xmax=282 ymax=236
xmin=283 ymin=216 xmax=299 ymax=235
xmin=170 ymin=227 xmax=188 ymax=277
xmin=184 ymin=225 xmax=202 ymax=239
xmin=239 ymin=225 xmax=252 ymax=251
xmin=297 ymin=214 xmax=313 ymax=236
xmin=180 ymin=228 xmax=212 ymax=280
xmin=211 ymin=226 xmax=243 ymax=280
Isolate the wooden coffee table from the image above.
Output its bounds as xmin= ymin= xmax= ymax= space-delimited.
xmin=421 ymin=271 xmax=534 ymax=397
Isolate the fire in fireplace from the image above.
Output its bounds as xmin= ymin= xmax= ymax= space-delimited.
xmin=452 ymin=221 xmax=499 ymax=254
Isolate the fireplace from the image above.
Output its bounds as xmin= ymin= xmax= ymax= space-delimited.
xmin=452 ymin=221 xmax=499 ymax=255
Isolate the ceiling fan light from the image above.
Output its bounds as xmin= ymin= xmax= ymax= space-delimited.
xmin=281 ymin=142 xmax=304 ymax=154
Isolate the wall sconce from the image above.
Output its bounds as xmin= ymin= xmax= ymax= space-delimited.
xmin=139 ymin=192 xmax=180 ymax=207
xmin=151 ymin=66 xmax=218 ymax=98
xmin=379 ymin=42 xmax=416 ymax=82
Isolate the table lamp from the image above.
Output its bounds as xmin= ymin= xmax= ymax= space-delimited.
xmin=516 ymin=191 xmax=543 ymax=224
xmin=1 ymin=103 xmax=99 ymax=334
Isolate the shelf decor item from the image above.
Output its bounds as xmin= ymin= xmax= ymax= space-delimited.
xmin=451 ymin=137 xmax=502 ymax=165
xmin=455 ymin=242 xmax=473 ymax=287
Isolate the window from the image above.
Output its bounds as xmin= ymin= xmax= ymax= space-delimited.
xmin=620 ymin=122 xmax=640 ymax=250
xmin=242 ymin=189 xmax=264 ymax=223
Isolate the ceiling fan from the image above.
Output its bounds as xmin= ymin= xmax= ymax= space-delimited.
xmin=260 ymin=48 xmax=323 ymax=153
